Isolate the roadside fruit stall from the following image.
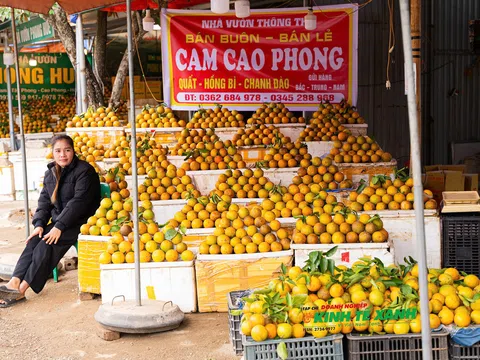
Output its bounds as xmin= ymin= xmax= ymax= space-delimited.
xmin=3 ymin=73 xmax=476 ymax=356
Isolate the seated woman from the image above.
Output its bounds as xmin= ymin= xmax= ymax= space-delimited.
xmin=0 ymin=134 xmax=100 ymax=307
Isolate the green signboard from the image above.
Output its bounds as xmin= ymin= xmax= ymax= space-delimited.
xmin=15 ymin=18 xmax=55 ymax=47
xmin=0 ymin=53 xmax=75 ymax=105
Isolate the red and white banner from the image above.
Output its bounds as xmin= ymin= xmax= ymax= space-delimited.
xmin=161 ymin=5 xmax=358 ymax=110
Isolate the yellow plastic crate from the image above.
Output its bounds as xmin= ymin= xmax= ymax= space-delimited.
xmin=195 ymin=251 xmax=293 ymax=312
xmin=78 ymin=235 xmax=109 ymax=294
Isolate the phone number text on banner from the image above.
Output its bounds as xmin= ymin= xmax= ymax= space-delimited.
xmin=161 ymin=5 xmax=358 ymax=110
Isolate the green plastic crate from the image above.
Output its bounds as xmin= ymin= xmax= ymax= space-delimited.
xmin=243 ymin=334 xmax=344 ymax=360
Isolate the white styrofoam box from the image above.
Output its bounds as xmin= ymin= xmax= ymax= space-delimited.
xmin=186 ymin=169 xmax=224 ymax=195
xmin=292 ymin=243 xmax=394 ymax=268
xmin=344 ymin=124 xmax=368 ymax=136
xmin=103 ymin=158 xmax=119 ymax=170
xmin=279 ymin=210 xmax=441 ymax=267
xmin=215 ymin=127 xmax=242 ymax=142
xmin=100 ymin=261 xmax=197 ymax=313
xmin=95 ymin=161 xmax=105 ymax=171
xmin=9 ymin=152 xmax=49 ymax=191
xmin=278 ymin=210 xmax=442 ymax=268
xmin=152 ymin=199 xmax=187 ymax=224
xmin=167 ymin=155 xmax=184 ymax=168
xmin=272 ymin=123 xmax=306 ymax=142
xmin=185 ymin=228 xmax=215 ymax=235
xmin=126 ymin=127 xmax=184 ymax=134
xmin=67 ymin=127 xmax=125 ymax=133
xmin=78 ymin=235 xmax=110 ymax=242
xmin=364 ymin=210 xmax=441 ymax=268
xmin=0 ymin=157 xmax=15 ymax=198
xmin=304 ymin=141 xmax=334 ymax=158
xmin=24 ymin=140 xmax=48 ymax=149
xmin=124 ymin=175 xmax=149 ymax=192
xmin=0 ymin=136 xmax=21 ymax=151
xmin=232 ymin=198 xmax=264 ymax=206
xmin=0 ymin=139 xmax=12 ymax=152
xmin=126 ymin=127 xmax=182 ymax=147
xmin=263 ymin=167 xmax=299 ymax=187
xmin=278 ymin=217 xmax=296 ymax=227
xmin=25 ymin=132 xmax=54 ymax=142
xmin=197 ymin=249 xmax=293 ymax=261
xmin=15 ymin=189 xmax=41 ymax=201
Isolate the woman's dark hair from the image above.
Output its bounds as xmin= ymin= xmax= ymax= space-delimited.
xmin=51 ymin=134 xmax=74 ymax=148
xmin=50 ymin=134 xmax=75 ymax=203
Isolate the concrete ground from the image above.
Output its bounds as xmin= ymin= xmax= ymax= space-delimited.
xmin=0 ymin=201 xmax=238 ymax=360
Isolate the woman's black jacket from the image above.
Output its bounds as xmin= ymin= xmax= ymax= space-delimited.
xmin=32 ymin=156 xmax=101 ymax=232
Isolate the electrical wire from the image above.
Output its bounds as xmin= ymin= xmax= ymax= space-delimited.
xmin=134 ymin=31 xmax=162 ymax=103
xmin=311 ymin=0 xmax=373 ymax=20
xmin=386 ymin=0 xmax=395 ymax=89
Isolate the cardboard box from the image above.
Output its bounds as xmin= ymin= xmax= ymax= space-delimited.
xmin=464 ymin=173 xmax=479 ymax=192
xmin=195 ymin=251 xmax=293 ymax=312
xmin=423 ymin=166 xmax=466 ymax=203
xmin=424 ymin=165 xmax=466 ymax=173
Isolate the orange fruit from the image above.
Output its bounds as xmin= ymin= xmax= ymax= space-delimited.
xmin=111 ymin=251 xmax=125 ymax=264
xmin=98 ymin=252 xmax=112 ymax=264
xmin=292 ymin=323 xmax=305 ymax=338
xmin=165 ymin=249 xmax=179 ymax=262
xmin=276 ymin=323 xmax=293 ymax=339
xmin=250 ymin=325 xmax=268 ymax=342
xmin=265 ymin=323 xmax=277 ymax=339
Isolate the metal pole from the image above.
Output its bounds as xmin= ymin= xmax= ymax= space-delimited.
xmin=6 ymin=64 xmax=16 ymax=151
xmin=126 ymin=0 xmax=141 ymax=306
xmin=11 ymin=7 xmax=30 ymax=237
xmin=411 ymin=0 xmax=422 ymax=143
xmin=77 ymin=14 xmax=88 ymax=112
xmin=399 ymin=1 xmax=432 ymax=359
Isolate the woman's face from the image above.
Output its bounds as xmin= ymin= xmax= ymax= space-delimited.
xmin=53 ymin=139 xmax=74 ymax=167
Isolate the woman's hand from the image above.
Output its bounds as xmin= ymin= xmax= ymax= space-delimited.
xmin=43 ymin=227 xmax=62 ymax=245
xmin=26 ymin=226 xmax=44 ymax=244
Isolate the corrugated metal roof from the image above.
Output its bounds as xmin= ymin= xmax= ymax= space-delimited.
xmin=310 ymin=0 xmax=480 ymax=166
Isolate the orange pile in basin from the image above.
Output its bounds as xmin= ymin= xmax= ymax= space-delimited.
xmin=196 ymin=203 xmax=291 ymax=254
xmin=262 ymin=141 xmax=312 ymax=168
xmin=210 ymin=168 xmax=277 ymax=199
xmin=328 ymin=135 xmax=393 ymax=164
xmin=67 ymin=106 xmax=124 ymax=128
xmin=187 ymin=105 xmax=245 ymax=129
xmin=232 ymin=124 xmax=288 ymax=147
xmin=180 ymin=141 xmax=247 ymax=171
xmin=247 ymin=102 xmax=306 ymax=125
xmin=299 ymin=100 xmax=365 ymax=142
xmin=132 ymin=104 xmax=186 ymax=128
xmin=170 ymin=128 xmax=219 ymax=156
xmin=349 ymin=175 xmax=437 ymax=211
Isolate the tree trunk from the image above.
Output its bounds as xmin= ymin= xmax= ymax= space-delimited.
xmin=109 ymin=12 xmax=147 ymax=107
xmin=43 ymin=6 xmax=104 ymax=107
xmin=94 ymin=11 xmax=109 ymax=91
